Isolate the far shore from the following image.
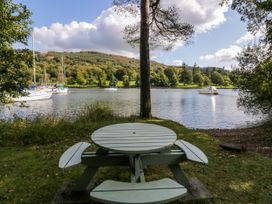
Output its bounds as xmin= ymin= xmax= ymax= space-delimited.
xmin=66 ymin=84 xmax=237 ymax=89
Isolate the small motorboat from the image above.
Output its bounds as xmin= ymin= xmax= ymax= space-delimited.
xmin=199 ymin=86 xmax=219 ymax=95
xmin=104 ymin=87 xmax=118 ymax=91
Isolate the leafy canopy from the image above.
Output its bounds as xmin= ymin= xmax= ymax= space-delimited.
xmin=223 ymin=0 xmax=272 ymax=115
xmin=113 ymin=0 xmax=194 ymax=50
xmin=0 ymin=0 xmax=32 ymax=103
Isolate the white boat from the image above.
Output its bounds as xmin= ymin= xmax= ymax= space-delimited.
xmin=13 ymin=31 xmax=52 ymax=102
xmin=105 ymin=87 xmax=118 ymax=91
xmin=53 ymin=56 xmax=69 ymax=95
xmin=13 ymin=90 xmax=52 ymax=102
xmin=53 ymin=83 xmax=69 ymax=94
xmin=199 ymin=86 xmax=219 ymax=95
xmin=53 ymin=85 xmax=69 ymax=94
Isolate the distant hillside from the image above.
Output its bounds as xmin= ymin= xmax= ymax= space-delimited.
xmin=31 ymin=51 xmax=233 ymax=87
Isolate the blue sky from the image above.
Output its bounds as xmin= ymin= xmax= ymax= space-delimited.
xmin=16 ymin=0 xmax=257 ymax=69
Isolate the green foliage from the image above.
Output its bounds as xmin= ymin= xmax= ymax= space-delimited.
xmin=164 ymin=67 xmax=179 ymax=87
xmin=0 ymin=0 xmax=32 ymax=102
xmin=193 ymin=73 xmax=204 ymax=86
xmin=236 ymin=59 xmax=272 ymax=115
xmin=202 ymin=75 xmax=211 ymax=86
xmin=20 ymin=51 xmax=235 ymax=88
xmin=223 ymin=75 xmax=232 ymax=86
xmin=0 ymin=103 xmax=117 ymax=146
xmin=180 ymin=68 xmax=193 ymax=85
xmin=122 ymin=75 xmax=130 ymax=87
xmin=109 ymin=74 xmax=117 ymax=87
xmin=227 ymin=0 xmax=272 ymax=45
xmin=151 ymin=71 xmax=169 ymax=87
xmin=98 ymin=70 xmax=107 ymax=87
xmin=211 ymin=71 xmax=224 ymax=85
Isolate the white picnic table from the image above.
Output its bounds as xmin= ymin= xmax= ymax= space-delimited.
xmin=91 ymin=123 xmax=177 ymax=154
xmin=58 ymin=122 xmax=208 ymax=204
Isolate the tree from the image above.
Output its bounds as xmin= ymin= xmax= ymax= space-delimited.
xmin=234 ymin=45 xmax=272 ymax=114
xmin=122 ymin=75 xmax=130 ymax=87
xmin=114 ymin=0 xmax=194 ymax=118
xmin=203 ymin=75 xmax=211 ymax=86
xmin=150 ymin=71 xmax=169 ymax=87
xmin=222 ymin=0 xmax=271 ymax=45
xmin=164 ymin=67 xmax=179 ymax=87
xmin=222 ymin=0 xmax=272 ymax=115
xmin=211 ymin=71 xmax=224 ymax=85
xmin=0 ymin=0 xmax=32 ymax=102
xmin=109 ymin=74 xmax=117 ymax=87
xmin=180 ymin=68 xmax=193 ymax=85
xmin=98 ymin=71 xmax=107 ymax=87
xmin=193 ymin=73 xmax=204 ymax=87
xmin=135 ymin=74 xmax=141 ymax=87
xmin=222 ymin=75 xmax=231 ymax=87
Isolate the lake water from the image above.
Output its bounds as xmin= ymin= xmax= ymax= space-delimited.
xmin=0 ymin=88 xmax=263 ymax=129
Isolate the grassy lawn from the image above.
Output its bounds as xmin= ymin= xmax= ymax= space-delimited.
xmin=0 ymin=107 xmax=271 ymax=203
xmin=177 ymin=84 xmax=199 ymax=89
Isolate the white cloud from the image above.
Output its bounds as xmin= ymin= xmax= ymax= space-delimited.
xmin=199 ymin=45 xmax=242 ymax=62
xmin=236 ymin=31 xmax=264 ymax=44
xmin=173 ymin=60 xmax=183 ymax=66
xmin=161 ymin=0 xmax=229 ymax=33
xmin=34 ymin=2 xmax=230 ymax=57
xmin=34 ymin=7 xmax=139 ymax=57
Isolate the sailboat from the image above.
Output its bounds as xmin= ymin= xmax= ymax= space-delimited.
xmin=13 ymin=30 xmax=52 ymax=102
xmin=53 ymin=56 xmax=69 ymax=95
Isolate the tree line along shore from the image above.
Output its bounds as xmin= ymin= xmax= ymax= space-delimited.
xmin=26 ymin=51 xmax=236 ymax=88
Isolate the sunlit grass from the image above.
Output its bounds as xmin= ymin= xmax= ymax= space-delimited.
xmin=0 ymin=109 xmax=271 ymax=203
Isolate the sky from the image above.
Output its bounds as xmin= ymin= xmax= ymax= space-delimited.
xmin=15 ymin=0 xmax=261 ymax=69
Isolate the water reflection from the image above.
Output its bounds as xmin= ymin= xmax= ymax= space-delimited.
xmin=0 ymin=88 xmax=263 ymax=129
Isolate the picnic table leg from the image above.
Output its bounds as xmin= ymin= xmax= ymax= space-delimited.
xmin=129 ymin=155 xmax=145 ymax=183
xmin=168 ymin=164 xmax=190 ymax=189
xmin=71 ymin=148 xmax=108 ymax=192
xmin=72 ymin=166 xmax=98 ymax=192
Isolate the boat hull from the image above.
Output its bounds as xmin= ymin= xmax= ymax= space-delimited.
xmin=13 ymin=91 xmax=52 ymax=102
xmin=198 ymin=86 xmax=219 ymax=95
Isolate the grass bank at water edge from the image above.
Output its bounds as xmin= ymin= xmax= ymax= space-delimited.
xmin=0 ymin=104 xmax=271 ymax=203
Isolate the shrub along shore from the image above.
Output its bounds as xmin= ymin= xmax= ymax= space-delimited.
xmin=0 ymin=104 xmax=271 ymax=203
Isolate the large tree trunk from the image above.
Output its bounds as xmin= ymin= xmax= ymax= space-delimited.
xmin=140 ymin=0 xmax=151 ymax=118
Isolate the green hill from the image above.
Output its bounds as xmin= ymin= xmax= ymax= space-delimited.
xmin=30 ymin=51 xmax=233 ymax=88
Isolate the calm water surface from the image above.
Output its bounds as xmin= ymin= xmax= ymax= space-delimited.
xmin=0 ymin=88 xmax=263 ymax=129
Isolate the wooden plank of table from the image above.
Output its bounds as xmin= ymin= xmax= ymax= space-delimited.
xmin=92 ymin=123 xmax=177 ymax=154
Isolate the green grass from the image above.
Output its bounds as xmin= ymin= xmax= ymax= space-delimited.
xmin=215 ymin=85 xmax=237 ymax=89
xmin=177 ymin=84 xmax=200 ymax=89
xmin=0 ymin=112 xmax=271 ymax=203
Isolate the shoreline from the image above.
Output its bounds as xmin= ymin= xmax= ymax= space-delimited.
xmin=198 ymin=126 xmax=272 ymax=158
xmin=66 ymin=86 xmax=237 ymax=90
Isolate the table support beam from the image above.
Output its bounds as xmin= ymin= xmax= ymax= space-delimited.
xmin=73 ymin=166 xmax=98 ymax=192
xmin=169 ymin=164 xmax=190 ymax=189
xmin=81 ymin=151 xmax=186 ymax=167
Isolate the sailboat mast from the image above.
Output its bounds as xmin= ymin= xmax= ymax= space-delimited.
xmin=61 ymin=56 xmax=65 ymax=84
xmin=32 ymin=29 xmax=36 ymax=85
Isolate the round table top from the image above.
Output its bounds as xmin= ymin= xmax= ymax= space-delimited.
xmin=91 ymin=123 xmax=177 ymax=154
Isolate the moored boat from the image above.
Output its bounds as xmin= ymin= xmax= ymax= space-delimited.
xmin=13 ymin=90 xmax=52 ymax=102
xmin=104 ymin=87 xmax=118 ymax=91
xmin=53 ymin=84 xmax=69 ymax=94
xmin=199 ymin=86 xmax=219 ymax=95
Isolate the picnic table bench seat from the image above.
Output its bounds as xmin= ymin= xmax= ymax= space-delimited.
xmin=59 ymin=142 xmax=91 ymax=169
xmin=175 ymin=139 xmax=208 ymax=164
xmin=90 ymin=178 xmax=187 ymax=204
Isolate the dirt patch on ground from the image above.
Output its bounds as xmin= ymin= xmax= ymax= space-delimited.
xmin=198 ymin=127 xmax=272 ymax=158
